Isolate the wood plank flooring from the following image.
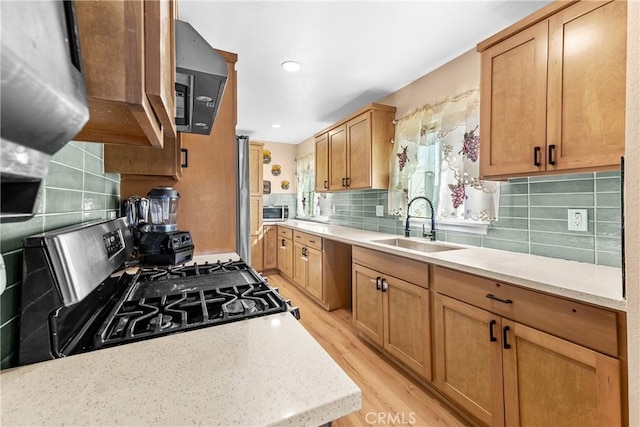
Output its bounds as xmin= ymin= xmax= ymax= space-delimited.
xmin=266 ymin=274 xmax=470 ymax=427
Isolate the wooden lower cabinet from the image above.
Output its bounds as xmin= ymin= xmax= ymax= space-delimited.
xmin=434 ymin=293 xmax=622 ymax=426
xmin=277 ymin=237 xmax=293 ymax=279
xmin=262 ymin=225 xmax=278 ymax=271
xmin=292 ymin=242 xmax=323 ymax=301
xmin=352 ymin=262 xmax=431 ymax=380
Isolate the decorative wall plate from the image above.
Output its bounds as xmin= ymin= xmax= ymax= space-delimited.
xmin=271 ymin=164 xmax=281 ymax=176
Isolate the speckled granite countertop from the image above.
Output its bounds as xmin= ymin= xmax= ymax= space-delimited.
xmin=280 ymin=220 xmax=626 ymax=311
xmin=1 ymin=253 xmax=361 ymax=426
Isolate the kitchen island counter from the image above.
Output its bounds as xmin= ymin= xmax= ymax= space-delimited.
xmin=280 ymin=220 xmax=625 ymax=311
xmin=1 ymin=311 xmax=360 ymax=425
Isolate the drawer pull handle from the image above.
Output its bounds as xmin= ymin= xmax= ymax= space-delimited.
xmin=489 ymin=319 xmax=497 ymax=342
xmin=309 ymin=240 xmax=315 ymax=243
xmin=486 ymin=294 xmax=513 ymax=304
xmin=503 ymin=326 xmax=511 ymax=349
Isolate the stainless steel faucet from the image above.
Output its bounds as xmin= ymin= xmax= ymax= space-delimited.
xmin=405 ymin=196 xmax=436 ymax=241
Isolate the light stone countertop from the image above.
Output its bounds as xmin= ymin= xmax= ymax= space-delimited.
xmin=280 ymin=220 xmax=626 ymax=311
xmin=1 ymin=312 xmax=361 ymax=426
xmin=1 ymin=252 xmax=361 ymax=426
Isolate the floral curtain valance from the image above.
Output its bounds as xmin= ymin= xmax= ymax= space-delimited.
xmin=388 ymin=89 xmax=499 ymax=222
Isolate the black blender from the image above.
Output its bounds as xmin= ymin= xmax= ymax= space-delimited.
xmin=136 ymin=187 xmax=194 ymax=265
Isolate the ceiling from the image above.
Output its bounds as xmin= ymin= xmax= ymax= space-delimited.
xmin=178 ymin=1 xmax=550 ymax=144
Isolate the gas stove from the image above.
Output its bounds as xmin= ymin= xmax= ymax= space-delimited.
xmin=18 ymin=219 xmax=298 ymax=366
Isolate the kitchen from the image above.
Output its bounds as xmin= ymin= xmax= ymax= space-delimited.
xmin=1 ymin=0 xmax=639 ymax=426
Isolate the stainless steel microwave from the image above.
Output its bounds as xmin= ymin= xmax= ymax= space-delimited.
xmin=263 ymin=205 xmax=289 ymax=222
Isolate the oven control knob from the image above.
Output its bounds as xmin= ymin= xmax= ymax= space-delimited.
xmin=284 ymin=299 xmax=291 ymax=305
xmin=289 ymin=306 xmax=301 ymax=320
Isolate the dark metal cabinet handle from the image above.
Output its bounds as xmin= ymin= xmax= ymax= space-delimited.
xmin=503 ymin=326 xmax=511 ymax=349
xmin=489 ymin=320 xmax=497 ymax=342
xmin=346 ymin=177 xmax=350 ymax=187
xmin=486 ymin=294 xmax=513 ymax=304
xmin=533 ymin=146 xmax=541 ymax=167
xmin=324 ymin=180 xmax=328 ymax=189
xmin=281 ymin=239 xmax=285 ymax=247
xmin=342 ymin=177 xmax=347 ymax=187
xmin=381 ymin=279 xmax=388 ymax=292
xmin=375 ymin=276 xmax=381 ymax=290
xmin=181 ymin=148 xmax=189 ymax=168
xmin=302 ymin=247 xmax=308 ymax=257
xmin=548 ymin=144 xmax=556 ymax=165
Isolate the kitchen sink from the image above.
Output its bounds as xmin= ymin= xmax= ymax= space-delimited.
xmin=372 ymin=238 xmax=461 ymax=253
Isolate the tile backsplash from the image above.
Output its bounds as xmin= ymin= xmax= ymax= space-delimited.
xmin=0 ymin=142 xmax=120 ymax=369
xmin=308 ymin=171 xmax=622 ymax=268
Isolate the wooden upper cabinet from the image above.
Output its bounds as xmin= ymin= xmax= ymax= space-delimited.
xmin=249 ymin=142 xmax=264 ymax=196
xmin=74 ymin=0 xmax=177 ymax=147
xmin=315 ymin=133 xmax=329 ymax=192
xmin=478 ymin=0 xmax=626 ymax=180
xmin=316 ymin=103 xmax=396 ymax=192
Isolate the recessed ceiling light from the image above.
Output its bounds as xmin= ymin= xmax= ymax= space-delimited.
xmin=272 ymin=124 xmax=282 ymax=129
xmin=281 ymin=60 xmax=301 ymax=72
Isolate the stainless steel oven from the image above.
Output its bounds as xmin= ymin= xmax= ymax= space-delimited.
xmin=263 ymin=205 xmax=289 ymax=222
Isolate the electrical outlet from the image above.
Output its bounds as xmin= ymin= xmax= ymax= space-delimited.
xmin=109 ymin=211 xmax=116 ymax=219
xmin=567 ymin=209 xmax=588 ymax=232
xmin=376 ymin=205 xmax=384 ymax=217
xmin=331 ymin=204 xmax=336 ymax=214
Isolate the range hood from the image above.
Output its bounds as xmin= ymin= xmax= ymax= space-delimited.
xmin=175 ymin=20 xmax=227 ymax=136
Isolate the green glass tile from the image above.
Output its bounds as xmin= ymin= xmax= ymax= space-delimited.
xmin=1 ymin=318 xmax=18 ymax=360
xmin=349 ymin=218 xmax=364 ymax=228
xmin=529 ymin=173 xmax=594 ymax=182
xmin=595 ymin=178 xmax=621 ymax=193
xmin=499 ymin=195 xmax=528 ymax=206
xmin=596 ymin=237 xmax=621 ymax=252
xmin=84 ymin=173 xmax=106 ymax=194
xmin=530 ymin=207 xmax=595 ymax=221
xmin=596 ymin=252 xmax=622 ymax=267
xmin=106 ymin=195 xmax=120 ymax=211
xmin=0 ymin=284 xmax=20 ymax=325
xmin=44 ymin=213 xmax=83 ymax=232
xmin=595 ymin=171 xmax=621 ymax=178
xmin=595 ymin=222 xmax=621 ymax=238
xmin=490 ymin=218 xmax=528 ymax=230
xmin=530 ymin=194 xmax=594 ymax=207
xmin=363 ymin=217 xmax=379 ymax=227
xmin=498 ymin=206 xmax=528 ymax=218
xmin=363 ymin=192 xmax=379 ymax=199
xmin=530 ymin=231 xmax=594 ymax=249
xmin=1 ymin=251 xmax=22 ymax=286
xmin=82 ymin=193 xmax=106 ymax=211
xmin=499 ymin=183 xmax=528 ymax=195
xmin=445 ymin=232 xmax=481 ymax=246
xmin=508 ymin=177 xmax=528 ymax=183
xmin=530 ymin=219 xmax=593 ymax=235
xmin=595 ymin=208 xmax=621 ymax=223
xmin=35 ymin=186 xmax=45 ymax=214
xmin=0 ymin=216 xmax=43 ymax=252
xmin=379 ymin=225 xmax=398 ymax=235
xmin=530 ymin=243 xmax=595 ymax=264
xmin=596 ymin=193 xmax=621 ymax=208
xmin=529 ymin=179 xmax=594 ymax=194
xmin=82 ymin=142 xmax=104 ymax=159
xmin=46 ymin=188 xmax=82 ymax=213
xmin=84 ymin=152 xmax=103 ymax=175
xmin=45 ymin=163 xmax=83 ymax=190
xmin=485 ymin=227 xmax=528 ymax=241
xmin=362 ymin=223 xmax=378 ymax=232
xmin=1 ymin=351 xmax=17 ymax=370
xmin=51 ymin=144 xmax=84 ymax=168
xmin=481 ymin=238 xmax=529 ymax=254
xmin=105 ymin=173 xmax=120 ymax=182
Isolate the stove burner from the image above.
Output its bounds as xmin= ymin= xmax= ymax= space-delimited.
xmin=149 ymin=314 xmax=175 ymax=330
xmin=224 ymin=299 xmax=259 ymax=315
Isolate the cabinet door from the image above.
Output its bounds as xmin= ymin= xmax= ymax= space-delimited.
xmin=546 ymin=0 xmax=626 ymax=171
xmin=250 ymin=233 xmax=263 ymax=271
xmin=315 ymin=133 xmax=329 ymax=192
xmin=104 ymin=133 xmax=183 ymax=178
xmin=502 ymin=320 xmax=621 ymax=427
xmin=352 ymin=264 xmax=383 ymax=347
xmin=293 ymin=242 xmax=307 ymax=289
xmin=306 ymin=247 xmax=323 ymax=301
xmin=277 ymin=237 xmax=293 ymax=278
xmin=263 ymin=226 xmax=278 ymax=270
xmin=479 ymin=21 xmax=548 ymax=178
xmin=346 ymin=112 xmax=372 ymax=189
xmin=433 ymin=294 xmax=505 ymax=427
xmin=328 ymin=124 xmax=347 ymax=191
xmin=249 ymin=143 xmax=263 ymax=196
xmin=383 ymin=275 xmax=431 ymax=380
xmin=144 ymin=0 xmax=176 ymax=139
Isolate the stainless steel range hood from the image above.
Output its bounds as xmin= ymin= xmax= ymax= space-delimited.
xmin=175 ymin=20 xmax=227 ymax=136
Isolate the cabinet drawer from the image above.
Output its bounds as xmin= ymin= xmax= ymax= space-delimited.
xmin=293 ymin=231 xmax=305 ymax=242
xmin=433 ymin=266 xmax=619 ymax=357
xmin=305 ymin=234 xmax=322 ymax=250
xmin=353 ymin=246 xmax=428 ymax=289
xmin=277 ymin=227 xmax=292 ymax=239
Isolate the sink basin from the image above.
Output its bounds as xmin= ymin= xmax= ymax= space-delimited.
xmin=372 ymin=238 xmax=461 ymax=253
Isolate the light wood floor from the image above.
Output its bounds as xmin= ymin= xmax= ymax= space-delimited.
xmin=265 ymin=274 xmax=470 ymax=427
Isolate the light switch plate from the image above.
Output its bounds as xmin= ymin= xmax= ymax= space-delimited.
xmin=376 ymin=205 xmax=384 ymax=217
xmin=568 ymin=209 xmax=588 ymax=231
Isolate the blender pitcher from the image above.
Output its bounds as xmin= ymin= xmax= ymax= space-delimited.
xmin=145 ymin=187 xmax=180 ymax=232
